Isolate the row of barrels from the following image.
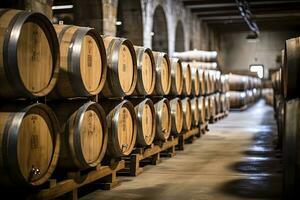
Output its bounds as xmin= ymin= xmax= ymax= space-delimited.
xmin=0 ymin=9 xmax=224 ymax=99
xmin=273 ymin=37 xmax=300 ymax=198
xmin=0 ymin=93 xmax=228 ymax=187
xmin=228 ymin=74 xmax=262 ymax=91
xmin=228 ymin=73 xmax=262 ymax=109
xmin=173 ymin=50 xmax=218 ymax=63
xmin=228 ymin=89 xmax=261 ymax=109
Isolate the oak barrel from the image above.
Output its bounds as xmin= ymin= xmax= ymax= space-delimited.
xmin=0 ymin=103 xmax=60 ymax=186
xmin=52 ymin=101 xmax=107 ymax=169
xmin=208 ymin=95 xmax=216 ymax=120
xmin=153 ymin=98 xmax=171 ymax=141
xmin=191 ymin=68 xmax=200 ymax=96
xmin=182 ymin=97 xmax=192 ymax=131
xmin=170 ymin=98 xmax=183 ymax=135
xmin=100 ymin=100 xmax=137 ymax=157
xmin=203 ymin=96 xmax=210 ymax=121
xmin=50 ymin=24 xmax=107 ymax=98
xmin=152 ymin=52 xmax=171 ymax=96
xmin=0 ymin=9 xmax=59 ymax=98
xmin=182 ymin=63 xmax=192 ymax=96
xmin=198 ymin=69 xmax=206 ymax=95
xmin=191 ymin=97 xmax=200 ymax=126
xmin=101 ymin=36 xmax=137 ymax=97
xmin=198 ymin=96 xmax=205 ymax=124
xmin=228 ymin=74 xmax=249 ymax=91
xmin=170 ymin=58 xmax=183 ymax=95
xmin=131 ymin=98 xmax=156 ymax=147
xmin=133 ymin=46 xmax=156 ymax=96
xmin=229 ymin=91 xmax=247 ymax=108
xmin=284 ymin=37 xmax=300 ymax=100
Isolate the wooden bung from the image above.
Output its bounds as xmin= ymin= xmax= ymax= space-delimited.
xmin=133 ymin=46 xmax=156 ymax=96
xmin=170 ymin=97 xmax=183 ymax=135
xmin=101 ymin=36 xmax=137 ymax=97
xmin=50 ymin=24 xmax=107 ymax=98
xmin=51 ymin=101 xmax=107 ymax=170
xmin=0 ymin=103 xmax=60 ymax=187
xmin=0 ymin=9 xmax=59 ymax=98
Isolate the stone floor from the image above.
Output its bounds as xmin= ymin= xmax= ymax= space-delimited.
xmin=81 ymin=100 xmax=282 ymax=200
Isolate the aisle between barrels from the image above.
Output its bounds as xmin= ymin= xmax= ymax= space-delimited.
xmin=80 ymin=100 xmax=282 ymax=200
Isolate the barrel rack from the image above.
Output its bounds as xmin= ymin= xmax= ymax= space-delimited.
xmin=118 ymin=136 xmax=178 ymax=176
xmin=209 ymin=111 xmax=229 ymax=124
xmin=177 ymin=122 xmax=208 ymax=151
xmin=0 ymin=161 xmax=125 ymax=200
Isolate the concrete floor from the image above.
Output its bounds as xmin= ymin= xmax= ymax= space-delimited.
xmin=81 ymin=100 xmax=282 ymax=200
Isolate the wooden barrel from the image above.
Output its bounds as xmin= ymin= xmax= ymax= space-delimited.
xmin=208 ymin=95 xmax=216 ymax=120
xmin=50 ymin=24 xmax=107 ymax=98
xmin=191 ymin=68 xmax=200 ymax=96
xmin=204 ymin=70 xmax=211 ymax=95
xmin=132 ymin=98 xmax=156 ymax=146
xmin=220 ymin=74 xmax=229 ymax=93
xmin=284 ymin=38 xmax=300 ymax=100
xmin=191 ymin=97 xmax=200 ymax=126
xmin=182 ymin=97 xmax=192 ymax=131
xmin=170 ymin=98 xmax=183 ymax=135
xmin=228 ymin=74 xmax=248 ymax=91
xmin=198 ymin=96 xmax=205 ymax=124
xmin=203 ymin=96 xmax=210 ymax=121
xmin=133 ymin=46 xmax=156 ymax=96
xmin=229 ymin=91 xmax=247 ymax=108
xmin=209 ymin=70 xmax=216 ymax=93
xmin=152 ymin=52 xmax=171 ymax=96
xmin=173 ymin=50 xmax=217 ymax=62
xmin=182 ymin=63 xmax=192 ymax=96
xmin=0 ymin=9 xmax=59 ymax=98
xmin=198 ymin=69 xmax=206 ymax=95
xmin=215 ymin=71 xmax=221 ymax=92
xmin=101 ymin=36 xmax=137 ymax=97
xmin=52 ymin=101 xmax=107 ymax=169
xmin=214 ymin=93 xmax=221 ymax=115
xmin=0 ymin=103 xmax=60 ymax=186
xmin=220 ymin=93 xmax=226 ymax=113
xmin=170 ymin=58 xmax=183 ymax=95
xmin=153 ymin=98 xmax=171 ymax=141
xmin=100 ymin=100 xmax=137 ymax=157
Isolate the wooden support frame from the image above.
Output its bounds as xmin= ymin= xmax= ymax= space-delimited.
xmin=119 ymin=136 xmax=178 ymax=176
xmin=23 ymin=161 xmax=125 ymax=200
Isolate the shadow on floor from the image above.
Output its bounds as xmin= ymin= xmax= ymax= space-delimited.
xmin=219 ymin=104 xmax=282 ymax=199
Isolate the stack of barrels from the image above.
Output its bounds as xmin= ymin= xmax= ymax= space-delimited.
xmin=275 ymin=37 xmax=300 ymax=199
xmin=0 ymin=9 xmax=215 ymax=188
xmin=228 ymin=74 xmax=262 ymax=109
xmin=173 ymin=50 xmax=230 ymax=122
xmin=261 ymin=79 xmax=274 ymax=106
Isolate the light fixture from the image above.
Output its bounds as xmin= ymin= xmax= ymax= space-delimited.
xmin=52 ymin=5 xmax=73 ymax=10
xmin=115 ymin=21 xmax=122 ymax=26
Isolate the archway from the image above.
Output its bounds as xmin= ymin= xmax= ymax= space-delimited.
xmin=175 ymin=20 xmax=185 ymax=52
xmin=116 ymin=0 xmax=143 ymax=46
xmin=152 ymin=5 xmax=168 ymax=53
